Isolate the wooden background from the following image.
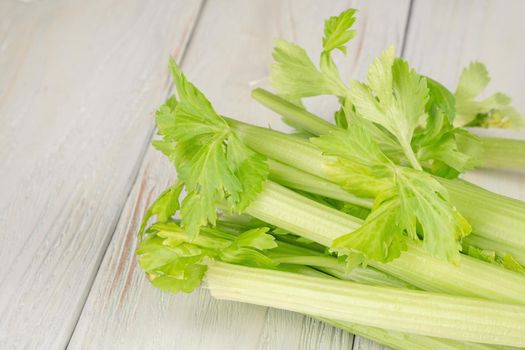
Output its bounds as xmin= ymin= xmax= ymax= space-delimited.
xmin=1 ymin=0 xmax=524 ymax=349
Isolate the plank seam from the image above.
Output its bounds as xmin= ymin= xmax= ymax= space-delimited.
xmin=63 ymin=1 xmax=208 ymax=348
xmin=400 ymin=0 xmax=415 ymax=57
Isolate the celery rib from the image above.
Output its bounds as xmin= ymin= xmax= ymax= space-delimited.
xmin=232 ymin=121 xmax=525 ymax=261
xmin=321 ymin=319 xmax=508 ymax=350
xmin=439 ymin=177 xmax=525 ymax=263
xmin=207 ymin=262 xmax=525 ymax=347
xmin=479 ymin=136 xmax=525 ymax=169
xmin=251 ymin=88 xmax=336 ymax=135
xmin=246 ymin=181 xmax=525 ymax=305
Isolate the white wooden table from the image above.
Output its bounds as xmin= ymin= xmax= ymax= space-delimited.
xmin=1 ymin=0 xmax=524 ymax=349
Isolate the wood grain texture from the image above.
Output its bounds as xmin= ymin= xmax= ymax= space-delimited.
xmin=403 ymin=0 xmax=525 ymax=199
xmin=68 ymin=0 xmax=409 ymax=349
xmin=0 ymin=1 xmax=203 ymax=348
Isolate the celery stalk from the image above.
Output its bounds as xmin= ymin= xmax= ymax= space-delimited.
xmin=275 ymin=266 xmax=505 ymax=349
xmin=245 ymin=182 xmax=525 ymax=304
xmin=207 ymin=262 xmax=525 ymax=347
xmin=266 ymin=159 xmax=525 ymax=266
xmin=479 ymin=136 xmax=525 ymax=169
xmin=251 ymin=88 xmax=336 ymax=135
xmin=267 ymin=158 xmax=373 ymax=208
xmin=280 ymin=262 xmax=504 ymax=349
xmin=321 ymin=319 xmax=510 ymax=350
xmin=253 ymin=88 xmax=525 ymax=171
xmin=438 ymin=177 xmax=525 ymax=263
xmin=268 ymin=158 xmax=372 ymax=207
xmin=231 ymin=120 xmax=525 ymax=259
xmin=270 ymin=240 xmax=416 ymax=290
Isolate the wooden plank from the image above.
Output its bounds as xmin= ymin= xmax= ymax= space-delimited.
xmin=403 ymin=0 xmax=525 ymax=199
xmin=67 ymin=1 xmax=409 ymax=349
xmin=0 ymin=1 xmax=204 ymax=348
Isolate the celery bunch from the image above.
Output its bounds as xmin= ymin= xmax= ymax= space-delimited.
xmin=137 ymin=8 xmax=525 ymax=349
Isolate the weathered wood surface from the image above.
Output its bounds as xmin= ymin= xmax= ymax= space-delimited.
xmin=0 ymin=0 xmax=204 ymax=348
xmin=67 ymin=1 xmax=409 ymax=349
xmin=2 ymin=0 xmax=524 ymax=349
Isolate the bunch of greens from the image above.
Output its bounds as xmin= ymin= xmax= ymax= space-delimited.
xmin=137 ymin=8 xmax=525 ymax=349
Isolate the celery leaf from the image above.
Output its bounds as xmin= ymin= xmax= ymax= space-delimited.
xmin=333 ymin=199 xmax=406 ymax=262
xmin=349 ymin=48 xmax=428 ymax=169
xmin=138 ymin=181 xmax=183 ymax=238
xmin=154 ymin=59 xmax=268 ymax=239
xmin=313 ymin=120 xmax=471 ymax=262
xmin=137 ymin=224 xmax=279 ymax=294
xmin=322 ymin=8 xmax=357 ymax=55
xmin=270 ymin=39 xmax=347 ymax=100
xmin=270 ymin=8 xmax=358 ymax=101
xmin=455 ymin=62 xmax=524 ymax=128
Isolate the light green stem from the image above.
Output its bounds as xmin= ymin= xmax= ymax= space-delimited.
xmin=321 ymin=319 xmax=510 ymax=350
xmin=268 ymin=158 xmax=373 ymax=208
xmin=479 ymin=136 xmax=525 ymax=169
xmin=207 ymin=262 xmax=525 ymax=347
xmin=245 ymin=182 xmax=525 ymax=305
xmin=253 ymin=88 xmax=525 ymax=171
xmin=251 ymin=88 xmax=336 ymax=135
xmin=230 ymin=120 xmax=525 ymax=259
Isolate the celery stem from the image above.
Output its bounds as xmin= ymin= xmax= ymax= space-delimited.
xmin=251 ymin=88 xmax=337 ymax=135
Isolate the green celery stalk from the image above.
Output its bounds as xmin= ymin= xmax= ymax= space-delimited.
xmin=273 ymin=266 xmax=506 ymax=349
xmin=206 ymin=262 xmax=525 ymax=347
xmin=251 ymin=88 xmax=337 ymax=135
xmin=268 ymin=241 xmax=415 ymax=290
xmin=272 ymin=259 xmax=504 ymax=349
xmin=267 ymin=158 xmax=373 ymax=208
xmin=438 ymin=177 xmax=525 ymax=264
xmin=268 ymin=158 xmax=372 ymax=207
xmin=230 ymin=120 xmax=525 ymax=260
xmin=266 ymin=159 xmax=525 ymax=266
xmin=321 ymin=319 xmax=511 ymax=350
xmin=245 ymin=182 xmax=525 ymax=304
xmin=479 ymin=136 xmax=525 ymax=169
xmin=253 ymin=88 xmax=525 ymax=171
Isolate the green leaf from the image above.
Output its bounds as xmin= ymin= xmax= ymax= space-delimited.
xmin=396 ymin=167 xmax=471 ymax=263
xmin=467 ymin=245 xmax=497 ymax=264
xmin=311 ymin=122 xmax=395 ymax=199
xmin=138 ymin=181 xmax=183 ymax=238
xmin=319 ymin=8 xmax=357 ymax=87
xmin=322 ymin=9 xmax=357 ymax=55
xmin=333 ymin=199 xmax=407 ymax=262
xmin=232 ymin=227 xmax=278 ymax=250
xmin=411 ymin=77 xmax=481 ymax=176
xmin=154 ymin=59 xmax=268 ymax=239
xmin=226 ymin=135 xmax=269 ymax=211
xmin=269 ymin=8 xmax=359 ymax=103
xmin=456 ymin=62 xmax=490 ymax=100
xmin=312 ymin=122 xmax=391 ymax=168
xmin=467 ymin=246 xmax=525 ymax=275
xmin=220 ymin=227 xmax=279 ymax=268
xmin=455 ymin=62 xmax=524 ymax=128
xmin=270 ymin=39 xmax=347 ymax=100
xmin=425 ymin=77 xmax=455 ymax=122
xmin=312 ymin=119 xmax=470 ymax=262
xmin=349 ymin=48 xmax=428 ymax=168
xmin=414 ymin=118 xmax=481 ymax=176
xmin=136 ymin=232 xmax=213 ymax=294
xmin=502 ymin=254 xmax=525 ymax=275
xmin=333 ymin=106 xmax=348 ymax=129
xmin=137 ymin=224 xmax=280 ymax=294
xmin=150 ymin=264 xmax=207 ymax=294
